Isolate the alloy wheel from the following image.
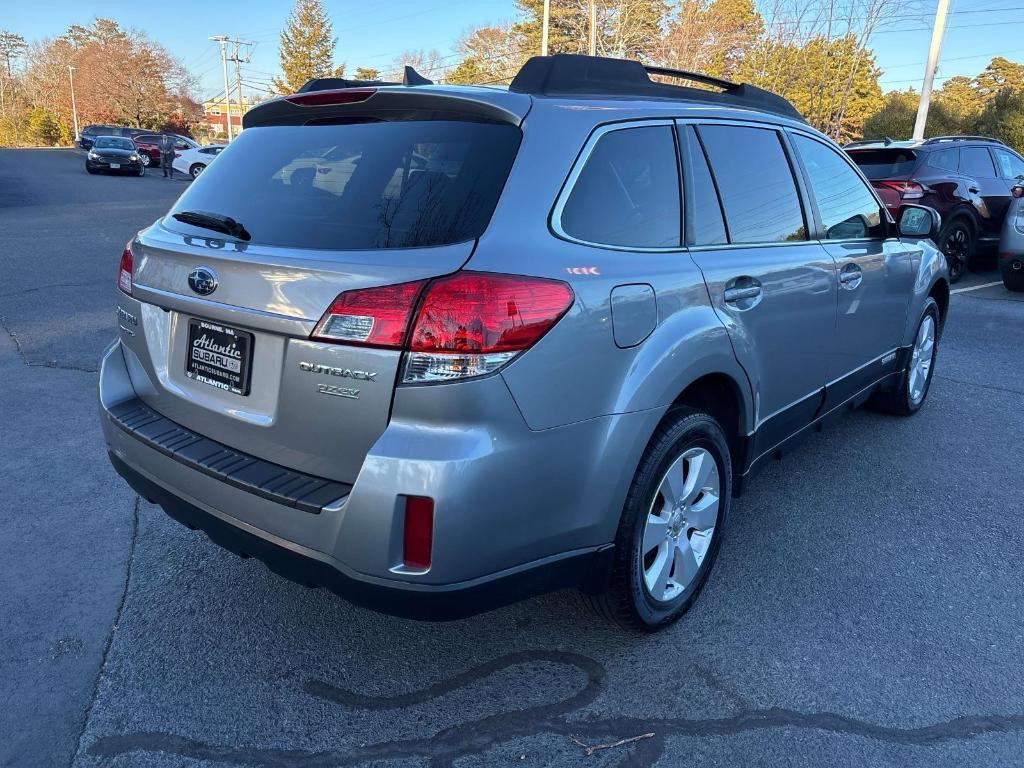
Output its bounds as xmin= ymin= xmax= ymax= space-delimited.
xmin=942 ymin=226 xmax=969 ymax=282
xmin=908 ymin=313 xmax=936 ymax=404
xmin=640 ymin=447 xmax=720 ymax=603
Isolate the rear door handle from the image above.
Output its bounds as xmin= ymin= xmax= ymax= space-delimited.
xmin=839 ymin=263 xmax=863 ymax=289
xmin=723 ymin=285 xmax=762 ymax=302
xmin=968 ymin=186 xmax=980 ymax=194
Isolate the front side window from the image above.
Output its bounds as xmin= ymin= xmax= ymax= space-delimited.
xmin=960 ymin=147 xmax=996 ymax=177
xmin=698 ymin=124 xmax=806 ymax=244
xmin=994 ymin=148 xmax=1024 ymax=179
xmin=559 ymin=125 xmax=681 ymax=248
xmin=794 ymin=134 xmax=886 ymax=240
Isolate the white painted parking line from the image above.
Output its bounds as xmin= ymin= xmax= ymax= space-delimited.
xmin=951 ymin=280 xmax=1004 ymax=295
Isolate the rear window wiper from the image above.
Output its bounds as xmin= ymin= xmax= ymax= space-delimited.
xmin=172 ymin=210 xmax=251 ymax=241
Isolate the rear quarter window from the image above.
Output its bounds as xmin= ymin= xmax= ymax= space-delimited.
xmin=166 ymin=120 xmax=522 ymax=250
xmin=558 ymin=124 xmax=681 ymax=249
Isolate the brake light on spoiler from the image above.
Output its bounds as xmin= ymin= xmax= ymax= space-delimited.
xmin=285 ymin=88 xmax=376 ymax=107
xmin=311 ymin=272 xmax=574 ymax=384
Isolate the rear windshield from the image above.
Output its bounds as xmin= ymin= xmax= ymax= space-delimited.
xmin=166 ymin=120 xmax=522 ymax=250
xmin=846 ymin=148 xmax=919 ymax=179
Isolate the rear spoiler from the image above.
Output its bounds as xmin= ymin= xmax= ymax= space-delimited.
xmin=243 ymin=73 xmax=526 ymax=129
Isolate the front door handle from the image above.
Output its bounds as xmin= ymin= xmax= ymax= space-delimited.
xmin=839 ymin=263 xmax=863 ymax=289
xmin=968 ymin=186 xmax=980 ymax=194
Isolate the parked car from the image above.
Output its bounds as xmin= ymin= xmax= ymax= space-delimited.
xmin=173 ymin=144 xmax=226 ymax=178
xmin=133 ymin=133 xmax=199 ymax=168
xmin=77 ymin=124 xmax=120 ymax=150
xmin=100 ymin=55 xmax=949 ymax=630
xmin=999 ymin=183 xmax=1024 ymax=291
xmin=845 ymin=136 xmax=1024 ymax=283
xmin=84 ymin=136 xmax=146 ymax=176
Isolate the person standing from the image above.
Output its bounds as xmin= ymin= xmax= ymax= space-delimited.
xmin=161 ymin=134 xmax=176 ymax=179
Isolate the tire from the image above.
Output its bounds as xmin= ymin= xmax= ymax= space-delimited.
xmin=1003 ymin=268 xmax=1024 ymax=292
xmin=140 ymin=154 xmax=151 ymax=167
xmin=870 ymin=297 xmax=940 ymax=416
xmin=189 ymin=163 xmax=206 ymax=179
xmin=137 ymin=164 xmax=145 ymax=177
xmin=938 ymin=220 xmax=974 ymax=284
xmin=586 ymin=406 xmax=732 ymax=631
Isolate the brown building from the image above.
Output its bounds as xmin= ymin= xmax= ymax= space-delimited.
xmin=202 ymin=95 xmax=260 ymax=138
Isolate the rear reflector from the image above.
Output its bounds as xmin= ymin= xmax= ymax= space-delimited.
xmin=403 ymin=496 xmax=433 ymax=569
xmin=118 ymin=242 xmax=134 ymax=295
xmin=312 ymin=280 xmax=427 ymax=347
xmin=285 ymin=88 xmax=376 ymax=107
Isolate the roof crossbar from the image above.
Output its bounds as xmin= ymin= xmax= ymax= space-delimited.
xmin=509 ymin=54 xmax=803 ymax=121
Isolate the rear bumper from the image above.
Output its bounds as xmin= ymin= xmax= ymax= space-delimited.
xmin=108 ymin=452 xmax=610 ymax=620
xmin=98 ymin=340 xmax=637 ymax=619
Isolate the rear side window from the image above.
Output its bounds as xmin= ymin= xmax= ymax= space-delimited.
xmin=927 ymin=148 xmax=958 ymax=171
xmin=960 ymin=147 xmax=996 ymax=177
xmin=994 ymin=148 xmax=1024 ymax=179
xmin=559 ymin=125 xmax=681 ymax=248
xmin=698 ymin=125 xmax=806 ymax=244
xmin=681 ymin=125 xmax=727 ymax=246
xmin=847 ymin=148 xmax=919 ymax=179
xmin=793 ymin=134 xmax=885 ymax=240
xmin=167 ymin=121 xmax=522 ymax=250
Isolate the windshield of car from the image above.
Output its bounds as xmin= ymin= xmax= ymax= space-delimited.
xmin=94 ymin=136 xmax=135 ymax=150
xmin=846 ymin=148 xmax=919 ymax=179
xmin=165 ymin=120 xmax=522 ymax=250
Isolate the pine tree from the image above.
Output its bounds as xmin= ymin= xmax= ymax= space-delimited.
xmin=272 ymin=0 xmax=340 ymax=94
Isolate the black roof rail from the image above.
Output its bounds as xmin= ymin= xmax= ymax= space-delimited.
xmin=509 ymin=54 xmax=803 ymax=121
xmin=922 ymin=135 xmax=1007 ymax=146
xmin=295 ymin=65 xmax=432 ymax=93
xmin=844 ymin=137 xmax=895 ymax=148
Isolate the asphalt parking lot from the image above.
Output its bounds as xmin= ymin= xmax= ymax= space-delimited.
xmin=2 ymin=147 xmax=1023 ymax=768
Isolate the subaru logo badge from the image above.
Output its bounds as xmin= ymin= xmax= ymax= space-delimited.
xmin=188 ymin=266 xmax=218 ymax=296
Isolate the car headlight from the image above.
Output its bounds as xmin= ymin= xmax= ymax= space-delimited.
xmin=129 ymin=154 xmax=139 ymax=162
xmin=88 ymin=152 xmax=99 ymax=160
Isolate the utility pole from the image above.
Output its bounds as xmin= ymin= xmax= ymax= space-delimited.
xmin=210 ymin=35 xmax=234 ymax=141
xmin=913 ymin=0 xmax=951 ymax=140
xmin=228 ymin=39 xmax=253 ymax=138
xmin=68 ymin=65 xmax=79 ymax=142
xmin=541 ymin=0 xmax=550 ymax=56
xmin=588 ymin=0 xmax=597 ymax=56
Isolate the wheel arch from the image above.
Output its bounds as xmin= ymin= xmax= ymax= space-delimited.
xmin=928 ymin=277 xmax=950 ymax=335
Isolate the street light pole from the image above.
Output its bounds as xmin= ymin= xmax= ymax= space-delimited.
xmin=589 ymin=0 xmax=597 ymax=56
xmin=68 ymin=65 xmax=79 ymax=143
xmin=210 ymin=35 xmax=233 ymax=141
xmin=913 ymin=0 xmax=951 ymax=140
xmin=541 ymin=0 xmax=550 ymax=56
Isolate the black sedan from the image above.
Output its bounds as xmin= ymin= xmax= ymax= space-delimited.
xmin=85 ymin=136 xmax=146 ymax=176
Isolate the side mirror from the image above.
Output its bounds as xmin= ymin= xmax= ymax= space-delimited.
xmin=1012 ymin=184 xmax=1024 ymax=199
xmin=897 ymin=204 xmax=941 ymax=240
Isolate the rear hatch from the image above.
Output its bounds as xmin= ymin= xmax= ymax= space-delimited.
xmin=124 ymin=88 xmax=525 ymax=484
xmin=846 ymin=147 xmax=922 ymax=211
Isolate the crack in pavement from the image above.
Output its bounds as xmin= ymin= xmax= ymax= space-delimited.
xmin=69 ymin=497 xmax=140 ymax=768
xmin=934 ymin=374 xmax=1024 ymax=398
xmin=87 ymin=651 xmax=1024 ymax=767
xmin=0 ymin=313 xmax=99 ymax=373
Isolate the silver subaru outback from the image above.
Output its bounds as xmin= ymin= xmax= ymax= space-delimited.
xmin=100 ymin=55 xmax=949 ymax=630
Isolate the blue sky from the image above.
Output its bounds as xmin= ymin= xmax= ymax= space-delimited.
xmin=5 ymin=0 xmax=1023 ymax=99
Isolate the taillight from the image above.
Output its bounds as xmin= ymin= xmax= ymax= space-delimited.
xmin=311 ymin=272 xmax=574 ymax=383
xmin=403 ymin=496 xmax=433 ymax=570
xmin=285 ymin=88 xmax=376 ymax=107
xmin=876 ymin=180 xmax=925 ymax=200
xmin=403 ymin=272 xmax=574 ymax=383
xmin=311 ymin=280 xmax=426 ymax=347
xmin=118 ymin=242 xmax=133 ymax=295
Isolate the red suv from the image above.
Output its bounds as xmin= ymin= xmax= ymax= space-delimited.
xmin=846 ymin=136 xmax=1024 ymax=282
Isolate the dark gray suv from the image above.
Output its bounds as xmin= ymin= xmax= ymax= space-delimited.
xmin=100 ymin=55 xmax=950 ymax=630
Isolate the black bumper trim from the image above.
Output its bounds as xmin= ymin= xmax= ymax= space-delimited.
xmin=109 ymin=453 xmax=613 ymax=621
xmin=107 ymin=398 xmax=351 ymax=514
